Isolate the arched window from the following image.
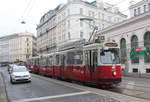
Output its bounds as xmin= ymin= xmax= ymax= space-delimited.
xmin=120 ymin=38 xmax=127 ymax=64
xmin=131 ymin=35 xmax=139 ymax=63
xmin=144 ymin=31 xmax=150 ymax=63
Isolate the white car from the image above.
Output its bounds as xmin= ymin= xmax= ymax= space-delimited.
xmin=10 ymin=66 xmax=31 ymax=84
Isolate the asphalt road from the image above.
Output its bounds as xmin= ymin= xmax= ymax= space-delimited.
xmin=0 ymin=67 xmax=116 ymax=102
xmin=0 ymin=67 xmax=149 ymax=102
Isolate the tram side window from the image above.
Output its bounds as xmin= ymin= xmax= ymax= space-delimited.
xmin=67 ymin=52 xmax=74 ymax=65
xmin=49 ymin=57 xmax=53 ymax=65
xmin=93 ymin=51 xmax=98 ymax=71
xmin=74 ymin=50 xmax=83 ymax=65
xmin=56 ymin=55 xmax=60 ymax=65
xmin=61 ymin=55 xmax=66 ymax=65
xmin=85 ymin=51 xmax=90 ymax=66
xmin=41 ymin=58 xmax=44 ymax=66
xmin=35 ymin=59 xmax=37 ymax=66
xmin=44 ymin=58 xmax=47 ymax=66
xmin=46 ymin=57 xmax=49 ymax=66
xmin=40 ymin=58 xmax=46 ymax=66
xmin=85 ymin=52 xmax=89 ymax=66
xmin=39 ymin=59 xmax=41 ymax=66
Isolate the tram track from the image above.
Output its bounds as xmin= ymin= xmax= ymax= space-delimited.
xmin=108 ymin=82 xmax=150 ymax=101
xmin=32 ymin=73 xmax=150 ymax=101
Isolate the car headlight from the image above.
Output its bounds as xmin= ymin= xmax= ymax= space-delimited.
xmin=12 ymin=75 xmax=16 ymax=78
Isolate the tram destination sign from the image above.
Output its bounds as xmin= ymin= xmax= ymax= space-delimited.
xmin=105 ymin=43 xmax=118 ymax=47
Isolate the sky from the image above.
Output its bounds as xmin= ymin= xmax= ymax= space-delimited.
xmin=0 ymin=0 xmax=141 ymax=37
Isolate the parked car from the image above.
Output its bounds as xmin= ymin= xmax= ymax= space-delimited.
xmin=10 ymin=66 xmax=31 ymax=84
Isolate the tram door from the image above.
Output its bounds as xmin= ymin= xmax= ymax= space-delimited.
xmin=60 ymin=55 xmax=66 ymax=78
xmin=85 ymin=49 xmax=98 ymax=81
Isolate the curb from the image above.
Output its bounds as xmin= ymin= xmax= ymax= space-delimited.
xmin=0 ymin=72 xmax=8 ymax=102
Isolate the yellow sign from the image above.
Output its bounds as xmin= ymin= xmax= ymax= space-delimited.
xmin=97 ymin=36 xmax=105 ymax=40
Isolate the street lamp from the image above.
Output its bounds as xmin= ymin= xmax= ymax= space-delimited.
xmin=79 ymin=18 xmax=98 ymax=42
xmin=21 ymin=21 xmax=26 ymax=24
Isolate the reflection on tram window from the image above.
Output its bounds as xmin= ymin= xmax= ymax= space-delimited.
xmin=100 ymin=49 xmax=120 ymax=64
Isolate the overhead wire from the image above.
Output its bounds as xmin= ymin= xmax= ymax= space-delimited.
xmin=21 ymin=0 xmax=36 ymax=23
xmin=21 ymin=0 xmax=33 ymax=19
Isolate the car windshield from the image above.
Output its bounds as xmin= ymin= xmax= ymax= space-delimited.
xmin=13 ymin=67 xmax=28 ymax=72
xmin=100 ymin=48 xmax=120 ymax=64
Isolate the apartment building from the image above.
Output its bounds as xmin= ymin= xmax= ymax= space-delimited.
xmin=129 ymin=0 xmax=150 ymax=17
xmin=96 ymin=0 xmax=150 ymax=75
xmin=37 ymin=0 xmax=127 ymax=54
xmin=0 ymin=32 xmax=37 ymax=63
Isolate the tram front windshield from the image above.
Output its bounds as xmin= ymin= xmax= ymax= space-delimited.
xmin=100 ymin=48 xmax=120 ymax=64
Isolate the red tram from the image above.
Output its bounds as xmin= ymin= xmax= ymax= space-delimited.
xmin=26 ymin=40 xmax=122 ymax=86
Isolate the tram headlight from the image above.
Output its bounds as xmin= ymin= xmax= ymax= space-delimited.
xmin=112 ymin=72 xmax=117 ymax=76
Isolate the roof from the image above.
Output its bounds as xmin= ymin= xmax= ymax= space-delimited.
xmin=96 ymin=11 xmax=150 ymax=34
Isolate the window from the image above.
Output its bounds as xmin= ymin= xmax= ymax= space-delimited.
xmin=100 ymin=49 xmax=120 ymax=64
xmin=138 ymin=7 xmax=141 ymax=15
xmin=148 ymin=3 xmax=150 ymax=11
xmin=134 ymin=9 xmax=137 ymax=16
xmin=48 ymin=56 xmax=53 ymax=66
xmin=27 ymin=49 xmax=29 ymax=53
xmin=93 ymin=50 xmax=98 ymax=71
xmin=68 ymin=20 xmax=70 ymax=28
xmin=80 ymin=8 xmax=83 ymax=15
xmin=146 ymin=68 xmax=150 ymax=73
xmin=74 ymin=50 xmax=83 ymax=65
xmin=144 ymin=5 xmax=146 ymax=13
xmin=80 ymin=21 xmax=83 ymax=27
xmin=80 ymin=31 xmax=83 ymax=39
xmin=26 ymin=38 xmax=29 ymax=41
xmin=117 ymin=18 xmax=120 ymax=22
xmin=92 ymin=12 xmax=95 ymax=18
xmin=68 ymin=32 xmax=71 ymax=40
xmin=144 ymin=31 xmax=150 ymax=63
xmin=67 ymin=50 xmax=83 ymax=65
xmin=131 ymin=35 xmax=139 ymax=63
xmin=56 ymin=55 xmax=60 ymax=65
xmin=67 ymin=52 xmax=74 ymax=64
xmin=102 ymin=13 xmax=104 ymax=20
xmin=67 ymin=9 xmax=70 ymax=16
xmin=133 ymin=68 xmax=138 ymax=72
xmin=98 ymin=12 xmax=101 ymax=19
xmin=102 ymin=24 xmax=104 ymax=29
xmin=120 ymin=38 xmax=127 ymax=64
xmin=108 ymin=16 xmax=111 ymax=22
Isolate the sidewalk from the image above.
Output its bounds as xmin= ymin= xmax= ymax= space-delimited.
xmin=123 ymin=72 xmax=150 ymax=78
xmin=0 ymin=71 xmax=8 ymax=102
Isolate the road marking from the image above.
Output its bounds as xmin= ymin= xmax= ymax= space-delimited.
xmin=32 ymin=73 xmax=88 ymax=91
xmin=13 ymin=91 xmax=91 ymax=102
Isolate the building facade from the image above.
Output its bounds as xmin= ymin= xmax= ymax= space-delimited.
xmin=96 ymin=0 xmax=150 ymax=75
xmin=37 ymin=0 xmax=127 ymax=54
xmin=0 ymin=32 xmax=37 ymax=63
xmin=129 ymin=0 xmax=150 ymax=17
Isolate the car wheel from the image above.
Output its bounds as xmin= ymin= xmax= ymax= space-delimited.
xmin=10 ymin=78 xmax=15 ymax=84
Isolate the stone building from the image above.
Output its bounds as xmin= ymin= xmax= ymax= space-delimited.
xmin=37 ymin=0 xmax=127 ymax=54
xmin=96 ymin=0 xmax=150 ymax=75
xmin=0 ymin=32 xmax=37 ymax=63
